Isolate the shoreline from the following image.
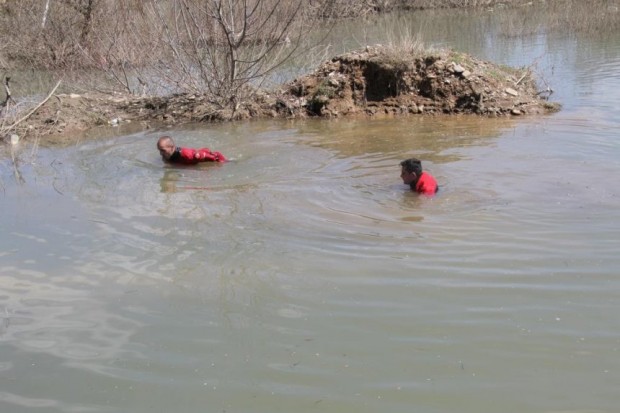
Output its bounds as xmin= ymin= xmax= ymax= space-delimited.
xmin=1 ymin=46 xmax=560 ymax=148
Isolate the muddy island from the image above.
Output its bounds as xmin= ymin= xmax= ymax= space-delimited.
xmin=3 ymin=46 xmax=560 ymax=146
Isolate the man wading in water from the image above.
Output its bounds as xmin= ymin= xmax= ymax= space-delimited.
xmin=400 ymin=158 xmax=438 ymax=195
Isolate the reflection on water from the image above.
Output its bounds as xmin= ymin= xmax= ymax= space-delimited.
xmin=159 ymin=169 xmax=181 ymax=193
xmin=2 ymin=5 xmax=620 ymax=413
xmin=295 ymin=115 xmax=517 ymax=163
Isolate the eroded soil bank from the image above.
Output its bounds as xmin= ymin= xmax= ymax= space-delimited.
xmin=4 ymin=47 xmax=560 ymax=146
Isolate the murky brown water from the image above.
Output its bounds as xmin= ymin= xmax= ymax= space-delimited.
xmin=2 ymin=5 xmax=620 ymax=413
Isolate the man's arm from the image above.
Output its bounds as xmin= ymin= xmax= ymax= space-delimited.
xmin=195 ymin=148 xmax=227 ymax=162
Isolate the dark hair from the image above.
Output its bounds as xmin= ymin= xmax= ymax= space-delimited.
xmin=400 ymin=158 xmax=423 ymax=176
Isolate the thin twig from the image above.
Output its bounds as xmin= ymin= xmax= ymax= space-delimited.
xmin=5 ymin=80 xmax=62 ymax=132
xmin=1 ymin=76 xmax=16 ymax=107
xmin=515 ymin=71 xmax=528 ymax=86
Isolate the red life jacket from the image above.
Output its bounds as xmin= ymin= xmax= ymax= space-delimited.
xmin=415 ymin=172 xmax=438 ymax=195
xmin=169 ymin=147 xmax=227 ymax=164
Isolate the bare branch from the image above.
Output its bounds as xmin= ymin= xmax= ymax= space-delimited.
xmin=1 ymin=76 xmax=16 ymax=109
xmin=42 ymin=0 xmax=51 ymax=29
xmin=4 ymin=80 xmax=62 ymax=132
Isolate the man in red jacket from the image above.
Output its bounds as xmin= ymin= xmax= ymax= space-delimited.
xmin=400 ymin=158 xmax=438 ymax=195
xmin=157 ymin=135 xmax=227 ymax=164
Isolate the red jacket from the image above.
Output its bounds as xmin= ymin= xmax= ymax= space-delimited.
xmin=414 ymin=172 xmax=438 ymax=195
xmin=169 ymin=147 xmax=227 ymax=164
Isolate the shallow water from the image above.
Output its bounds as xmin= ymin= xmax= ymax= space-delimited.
xmin=2 ymin=5 xmax=620 ymax=413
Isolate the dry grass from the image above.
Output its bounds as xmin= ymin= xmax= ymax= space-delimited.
xmin=0 ymin=0 xmax=333 ymax=113
xmin=384 ymin=25 xmax=429 ymax=60
xmin=403 ymin=0 xmax=527 ymax=9
xmin=0 ymin=0 xmax=616 ymax=119
xmin=307 ymin=0 xmax=537 ymax=17
xmin=2 ymin=0 xmax=613 ymax=72
xmin=496 ymin=0 xmax=620 ymax=37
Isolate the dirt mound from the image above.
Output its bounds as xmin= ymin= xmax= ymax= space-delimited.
xmin=2 ymin=46 xmax=560 ymax=146
xmin=276 ymin=46 xmax=560 ymax=118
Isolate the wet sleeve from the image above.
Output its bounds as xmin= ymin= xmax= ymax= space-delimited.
xmin=178 ymin=147 xmax=199 ymax=163
xmin=196 ymin=148 xmax=227 ymax=163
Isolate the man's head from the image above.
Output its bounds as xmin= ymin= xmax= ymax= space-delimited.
xmin=400 ymin=158 xmax=423 ymax=185
xmin=157 ymin=136 xmax=176 ymax=161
